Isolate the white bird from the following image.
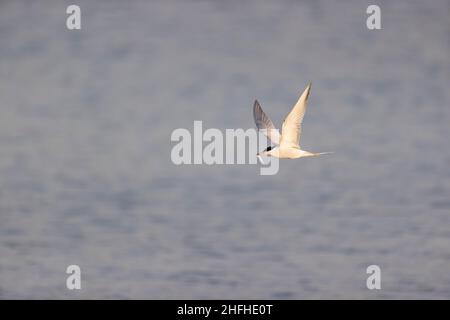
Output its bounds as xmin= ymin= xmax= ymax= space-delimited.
xmin=253 ymin=83 xmax=332 ymax=163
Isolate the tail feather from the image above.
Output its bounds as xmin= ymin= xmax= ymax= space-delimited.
xmin=313 ymin=152 xmax=333 ymax=156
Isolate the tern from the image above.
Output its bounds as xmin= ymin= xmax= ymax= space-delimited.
xmin=254 ymin=83 xmax=332 ymax=163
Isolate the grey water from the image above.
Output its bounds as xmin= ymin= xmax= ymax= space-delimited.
xmin=0 ymin=0 xmax=449 ymax=299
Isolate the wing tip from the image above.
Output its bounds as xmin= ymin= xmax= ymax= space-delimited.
xmin=304 ymin=82 xmax=312 ymax=100
xmin=253 ymin=99 xmax=260 ymax=122
xmin=297 ymin=82 xmax=312 ymax=101
xmin=253 ymin=99 xmax=262 ymax=118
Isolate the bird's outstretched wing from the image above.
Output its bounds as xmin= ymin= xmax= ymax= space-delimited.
xmin=253 ymin=100 xmax=281 ymax=145
xmin=280 ymin=83 xmax=311 ymax=149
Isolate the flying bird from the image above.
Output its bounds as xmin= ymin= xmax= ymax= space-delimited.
xmin=253 ymin=83 xmax=332 ymax=163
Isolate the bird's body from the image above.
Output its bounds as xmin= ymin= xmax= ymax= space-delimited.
xmin=265 ymin=147 xmax=322 ymax=159
xmin=253 ymin=83 xmax=331 ymax=161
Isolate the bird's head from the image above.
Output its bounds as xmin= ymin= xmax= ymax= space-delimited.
xmin=257 ymin=146 xmax=274 ymax=157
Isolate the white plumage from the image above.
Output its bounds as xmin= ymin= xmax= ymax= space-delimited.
xmin=253 ymin=83 xmax=332 ymax=162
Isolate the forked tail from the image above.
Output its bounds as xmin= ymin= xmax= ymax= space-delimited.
xmin=313 ymin=152 xmax=333 ymax=156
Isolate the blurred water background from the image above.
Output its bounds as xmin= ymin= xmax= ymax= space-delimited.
xmin=0 ymin=0 xmax=449 ymax=299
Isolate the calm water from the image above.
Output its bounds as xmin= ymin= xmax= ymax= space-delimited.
xmin=0 ymin=0 xmax=449 ymax=299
